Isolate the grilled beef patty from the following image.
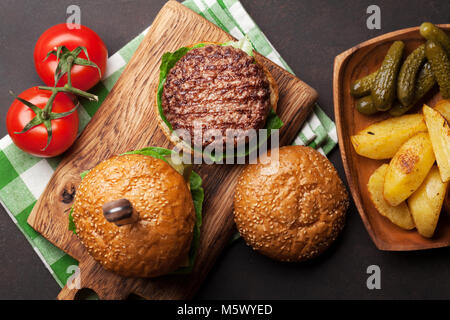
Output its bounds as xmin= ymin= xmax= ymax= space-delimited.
xmin=162 ymin=44 xmax=271 ymax=150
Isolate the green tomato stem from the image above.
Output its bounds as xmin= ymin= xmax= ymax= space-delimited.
xmin=41 ymin=89 xmax=58 ymax=120
xmin=66 ymin=56 xmax=74 ymax=87
xmin=63 ymin=85 xmax=98 ymax=101
xmin=37 ymin=85 xmax=98 ymax=101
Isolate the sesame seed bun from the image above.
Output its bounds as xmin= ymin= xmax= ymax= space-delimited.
xmin=233 ymin=146 xmax=349 ymax=262
xmin=72 ymin=154 xmax=196 ymax=278
xmin=155 ymin=41 xmax=279 ymax=153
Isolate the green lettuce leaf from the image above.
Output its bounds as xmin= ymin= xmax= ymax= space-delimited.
xmin=68 ymin=147 xmax=204 ymax=273
xmin=79 ymin=170 xmax=90 ymax=180
xmin=68 ymin=170 xmax=90 ymax=235
xmin=222 ymin=36 xmax=254 ymax=56
xmin=174 ymin=170 xmax=204 ymax=274
xmin=157 ymin=47 xmax=190 ymax=131
xmin=68 ymin=207 xmax=76 ymax=234
xmin=122 ymin=146 xmax=173 ymax=161
xmin=156 ymin=39 xmax=283 ymax=162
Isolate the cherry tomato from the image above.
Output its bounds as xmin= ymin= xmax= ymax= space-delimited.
xmin=34 ymin=23 xmax=108 ymax=91
xmin=6 ymin=87 xmax=79 ymax=158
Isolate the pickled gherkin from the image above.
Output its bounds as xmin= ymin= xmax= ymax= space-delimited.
xmin=350 ymin=22 xmax=450 ymax=117
xmin=426 ymin=40 xmax=450 ymax=99
xmin=420 ymin=22 xmax=450 ymax=55
xmin=350 ymin=71 xmax=378 ymax=97
xmin=355 ymin=96 xmax=378 ymax=116
xmin=397 ymin=44 xmax=426 ymax=106
xmin=372 ymin=41 xmax=405 ymax=111
xmin=390 ymin=62 xmax=436 ymax=116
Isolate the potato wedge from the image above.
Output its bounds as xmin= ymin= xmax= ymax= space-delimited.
xmin=434 ymin=99 xmax=450 ymax=122
xmin=368 ymin=164 xmax=415 ymax=230
xmin=408 ymin=166 xmax=448 ymax=238
xmin=384 ymin=132 xmax=435 ymax=206
xmin=444 ymin=186 xmax=450 ymax=216
xmin=351 ymin=114 xmax=427 ymax=159
xmin=423 ymin=105 xmax=450 ymax=182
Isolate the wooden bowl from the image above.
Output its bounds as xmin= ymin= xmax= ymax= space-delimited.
xmin=333 ymin=24 xmax=450 ymax=251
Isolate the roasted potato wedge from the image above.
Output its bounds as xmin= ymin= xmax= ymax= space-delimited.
xmin=384 ymin=132 xmax=435 ymax=206
xmin=368 ymin=164 xmax=415 ymax=230
xmin=434 ymin=99 xmax=450 ymax=122
xmin=351 ymin=114 xmax=427 ymax=159
xmin=444 ymin=187 xmax=450 ymax=216
xmin=408 ymin=166 xmax=448 ymax=238
xmin=423 ymin=105 xmax=450 ymax=182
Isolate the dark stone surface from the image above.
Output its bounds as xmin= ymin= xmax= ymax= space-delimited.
xmin=0 ymin=0 xmax=449 ymax=300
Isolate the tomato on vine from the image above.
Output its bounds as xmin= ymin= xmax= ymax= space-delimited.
xmin=34 ymin=23 xmax=108 ymax=91
xmin=7 ymin=23 xmax=106 ymax=157
xmin=6 ymin=87 xmax=79 ymax=157
xmin=7 ymin=23 xmax=105 ymax=157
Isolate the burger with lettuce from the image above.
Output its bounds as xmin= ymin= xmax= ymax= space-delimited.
xmin=156 ymin=37 xmax=281 ymax=161
xmin=69 ymin=147 xmax=203 ymax=278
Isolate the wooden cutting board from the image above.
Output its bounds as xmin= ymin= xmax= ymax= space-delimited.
xmin=27 ymin=0 xmax=317 ymax=300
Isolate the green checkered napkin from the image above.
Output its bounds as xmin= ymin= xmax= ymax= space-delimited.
xmin=0 ymin=0 xmax=337 ymax=288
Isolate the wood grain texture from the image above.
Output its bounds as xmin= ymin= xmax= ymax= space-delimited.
xmin=27 ymin=1 xmax=317 ymax=299
xmin=333 ymin=25 xmax=450 ymax=251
